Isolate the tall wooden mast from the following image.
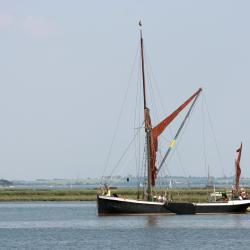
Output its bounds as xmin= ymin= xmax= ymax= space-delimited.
xmin=139 ymin=22 xmax=152 ymax=200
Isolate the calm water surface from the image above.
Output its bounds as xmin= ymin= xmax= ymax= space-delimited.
xmin=0 ymin=202 xmax=250 ymax=249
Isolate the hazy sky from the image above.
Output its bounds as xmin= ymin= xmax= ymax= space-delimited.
xmin=0 ymin=0 xmax=250 ymax=180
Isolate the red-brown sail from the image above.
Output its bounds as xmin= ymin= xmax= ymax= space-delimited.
xmin=235 ymin=142 xmax=242 ymax=191
xmin=149 ymin=88 xmax=202 ymax=186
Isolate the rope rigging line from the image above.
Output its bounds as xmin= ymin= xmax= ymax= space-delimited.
xmin=100 ymin=44 xmax=140 ymax=185
xmin=203 ymin=92 xmax=225 ymax=177
xmin=143 ymin=46 xmax=162 ymax=124
xmin=157 ymin=150 xmax=172 ymax=189
xmin=143 ymin=48 xmax=192 ymax=179
xmin=141 ymin=142 xmax=147 ymax=195
xmin=134 ymin=61 xmax=143 ymax=187
xmin=142 ymin=45 xmax=186 ymax=180
xmin=108 ymin=123 xmax=143 ymax=183
xmin=201 ymin=94 xmax=208 ymax=177
xmin=141 ymin=45 xmax=175 ymax=191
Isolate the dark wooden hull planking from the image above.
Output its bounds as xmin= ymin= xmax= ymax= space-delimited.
xmin=194 ymin=202 xmax=250 ymax=214
xmin=97 ymin=195 xmax=172 ymax=215
xmin=97 ymin=195 xmax=250 ymax=215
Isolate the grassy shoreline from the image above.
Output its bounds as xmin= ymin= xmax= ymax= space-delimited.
xmin=0 ymin=188 xmax=248 ymax=202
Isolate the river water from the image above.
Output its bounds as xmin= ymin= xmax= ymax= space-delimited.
xmin=0 ymin=202 xmax=250 ymax=249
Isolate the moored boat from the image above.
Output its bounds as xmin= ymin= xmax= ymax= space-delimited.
xmin=97 ymin=23 xmax=250 ymax=215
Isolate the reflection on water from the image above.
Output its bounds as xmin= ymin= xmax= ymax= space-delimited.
xmin=146 ymin=216 xmax=158 ymax=226
xmin=0 ymin=202 xmax=250 ymax=250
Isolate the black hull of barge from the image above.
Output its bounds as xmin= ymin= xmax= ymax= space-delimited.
xmin=195 ymin=203 xmax=250 ymax=214
xmin=97 ymin=195 xmax=250 ymax=215
xmin=164 ymin=201 xmax=250 ymax=214
xmin=97 ymin=195 xmax=172 ymax=215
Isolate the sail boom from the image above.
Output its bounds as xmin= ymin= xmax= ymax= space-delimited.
xmin=157 ymin=89 xmax=202 ymax=174
xmin=149 ymin=88 xmax=202 ymax=186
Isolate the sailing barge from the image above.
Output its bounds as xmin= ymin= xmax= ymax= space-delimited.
xmin=97 ymin=24 xmax=250 ymax=215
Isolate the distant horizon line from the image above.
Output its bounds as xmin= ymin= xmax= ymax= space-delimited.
xmin=2 ymin=175 xmax=250 ymax=181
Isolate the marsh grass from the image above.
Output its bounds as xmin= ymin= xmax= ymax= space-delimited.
xmin=0 ymin=189 xmax=97 ymax=201
xmin=0 ymin=188 xmax=248 ymax=202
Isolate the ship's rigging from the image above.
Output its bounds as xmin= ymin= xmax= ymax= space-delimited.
xmin=100 ymin=23 xmax=224 ymax=197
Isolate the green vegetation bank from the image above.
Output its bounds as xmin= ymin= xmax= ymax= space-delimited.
xmin=0 ymin=188 xmax=249 ymax=202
